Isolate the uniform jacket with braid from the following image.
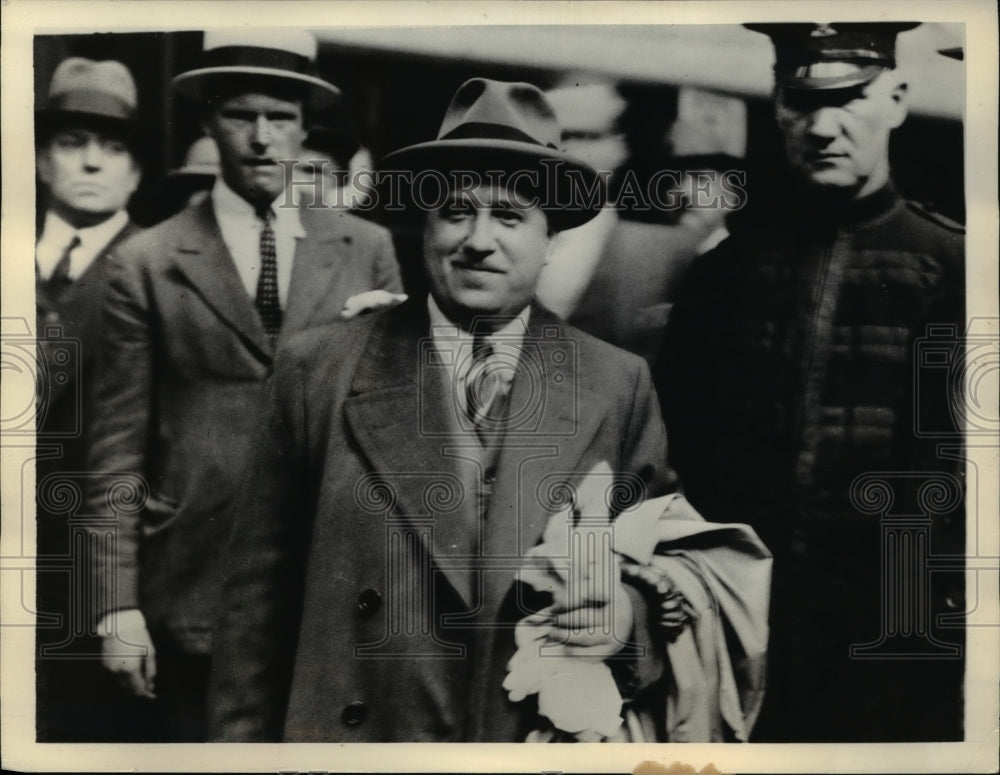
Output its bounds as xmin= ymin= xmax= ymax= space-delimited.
xmin=655 ymin=182 xmax=965 ymax=741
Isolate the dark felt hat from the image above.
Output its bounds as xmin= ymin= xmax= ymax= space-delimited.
xmin=745 ymin=22 xmax=921 ymax=90
xmin=381 ymin=78 xmax=604 ymax=231
xmin=36 ymin=57 xmax=139 ymax=138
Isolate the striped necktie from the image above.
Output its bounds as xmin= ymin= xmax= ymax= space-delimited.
xmin=254 ymin=206 xmax=282 ymax=346
xmin=465 ymin=335 xmax=507 ymax=444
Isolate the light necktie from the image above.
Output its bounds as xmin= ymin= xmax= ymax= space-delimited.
xmin=465 ymin=336 xmax=505 ymax=444
xmin=254 ymin=206 xmax=282 ymax=346
xmin=48 ymin=234 xmax=81 ymax=290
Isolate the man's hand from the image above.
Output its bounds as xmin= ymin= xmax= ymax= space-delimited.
xmin=543 ymin=515 xmax=633 ymax=658
xmin=340 ymin=290 xmax=408 ymax=319
xmin=549 ymin=575 xmax=633 ymax=658
xmin=98 ymin=608 xmax=157 ymax=699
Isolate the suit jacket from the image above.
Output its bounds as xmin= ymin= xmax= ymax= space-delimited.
xmin=36 ymin=219 xmax=143 ymax=478
xmin=207 ymin=300 xmax=678 ymax=742
xmin=84 ymin=196 xmax=402 ymax=654
xmin=35 ymin=219 xmax=144 ymax=743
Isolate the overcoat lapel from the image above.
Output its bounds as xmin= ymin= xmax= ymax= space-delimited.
xmin=343 ymin=303 xmax=477 ymax=606
xmin=169 ymin=198 xmax=272 ymax=360
xmin=343 ymin=303 xmax=611 ymax=614
xmin=484 ymin=305 xmax=609 ymax=564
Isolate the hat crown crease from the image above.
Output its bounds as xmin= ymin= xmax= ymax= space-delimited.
xmin=439 ymin=79 xmax=560 ymax=149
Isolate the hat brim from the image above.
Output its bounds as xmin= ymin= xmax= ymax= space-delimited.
xmin=380 ymin=139 xmax=604 ymax=231
xmin=172 ymin=67 xmax=340 ymax=108
xmin=35 ymin=109 xmax=141 ymax=145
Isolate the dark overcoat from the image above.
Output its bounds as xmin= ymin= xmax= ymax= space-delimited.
xmin=208 ymin=301 xmax=678 ymax=741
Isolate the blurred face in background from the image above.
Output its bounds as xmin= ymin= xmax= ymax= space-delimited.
xmin=775 ymin=70 xmax=907 ymax=199
xmin=547 ymin=83 xmax=629 ymax=174
xmin=674 ymin=171 xmax=730 ymax=235
xmin=203 ymin=89 xmax=307 ymax=206
xmin=423 ymin=182 xmax=554 ymax=327
xmin=37 ymin=126 xmax=140 ymax=227
xmin=291 ymin=149 xmax=339 ymax=207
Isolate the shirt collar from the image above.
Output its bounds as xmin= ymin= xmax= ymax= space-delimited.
xmin=75 ymin=209 xmax=130 ymax=255
xmin=37 ymin=208 xmax=129 ymax=279
xmin=211 ymin=177 xmax=305 ymax=238
xmin=40 ymin=209 xmax=129 ymax=250
xmin=427 ymin=295 xmax=531 ymax=350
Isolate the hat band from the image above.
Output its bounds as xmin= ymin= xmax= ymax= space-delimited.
xmin=202 ymin=45 xmax=312 ymax=74
xmin=440 ymin=121 xmax=559 ymax=150
xmin=46 ymin=90 xmax=136 ymax=122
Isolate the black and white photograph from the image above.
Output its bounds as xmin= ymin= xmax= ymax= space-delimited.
xmin=1 ymin=1 xmax=997 ymax=772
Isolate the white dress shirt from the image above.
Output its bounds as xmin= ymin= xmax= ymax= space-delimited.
xmin=427 ymin=296 xmax=530 ymax=417
xmin=211 ymin=178 xmax=305 ymax=307
xmin=35 ymin=209 xmax=130 ymax=281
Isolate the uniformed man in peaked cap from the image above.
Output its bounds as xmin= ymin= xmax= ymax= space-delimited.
xmin=658 ymin=22 xmax=965 ymax=741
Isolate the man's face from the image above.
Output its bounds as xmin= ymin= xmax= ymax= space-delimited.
xmin=203 ymin=91 xmax=306 ymax=206
xmin=775 ymin=71 xmax=907 ymax=198
xmin=423 ymin=182 xmax=554 ymax=326
xmin=37 ymin=127 xmax=140 ymax=224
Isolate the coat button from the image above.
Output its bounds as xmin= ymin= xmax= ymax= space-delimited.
xmin=341 ymin=700 xmax=367 ymax=726
xmin=356 ymin=588 xmax=382 ymax=617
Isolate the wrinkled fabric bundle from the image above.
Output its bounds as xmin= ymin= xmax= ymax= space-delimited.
xmin=612 ymin=494 xmax=772 ymax=742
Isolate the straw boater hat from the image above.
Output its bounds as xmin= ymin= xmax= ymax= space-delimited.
xmin=381 ymin=78 xmax=604 ymax=231
xmin=171 ymin=29 xmax=340 ymax=108
xmin=744 ymin=22 xmax=920 ymax=90
xmin=36 ymin=57 xmax=139 ymax=140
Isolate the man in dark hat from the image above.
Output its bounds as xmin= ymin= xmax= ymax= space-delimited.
xmin=205 ymin=78 xmax=772 ymax=743
xmin=83 ymin=30 xmax=402 ymax=741
xmin=657 ymin=23 xmax=965 ymax=741
xmin=34 ymin=56 xmax=147 ymax=742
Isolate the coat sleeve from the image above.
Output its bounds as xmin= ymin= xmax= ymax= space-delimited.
xmin=84 ymin=244 xmax=153 ymax=623
xmin=621 ymin=356 xmax=680 ymax=501
xmin=207 ymin=343 xmax=314 ymax=741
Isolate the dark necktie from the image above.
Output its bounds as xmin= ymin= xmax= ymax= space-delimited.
xmin=255 ymin=206 xmax=282 ymax=345
xmin=48 ymin=234 xmax=81 ymax=291
xmin=465 ymin=336 xmax=506 ymax=444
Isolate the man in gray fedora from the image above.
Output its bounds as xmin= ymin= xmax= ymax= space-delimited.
xmin=84 ymin=29 xmax=402 ymax=741
xmin=34 ymin=55 xmax=146 ymax=742
xmin=207 ymin=78 xmax=772 ymax=743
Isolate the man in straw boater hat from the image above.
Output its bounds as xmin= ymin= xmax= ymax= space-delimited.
xmin=34 ymin=56 xmax=147 ymax=742
xmin=207 ymin=78 xmax=772 ymax=743
xmin=83 ymin=30 xmax=402 ymax=741
xmin=658 ymin=23 xmax=965 ymax=741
